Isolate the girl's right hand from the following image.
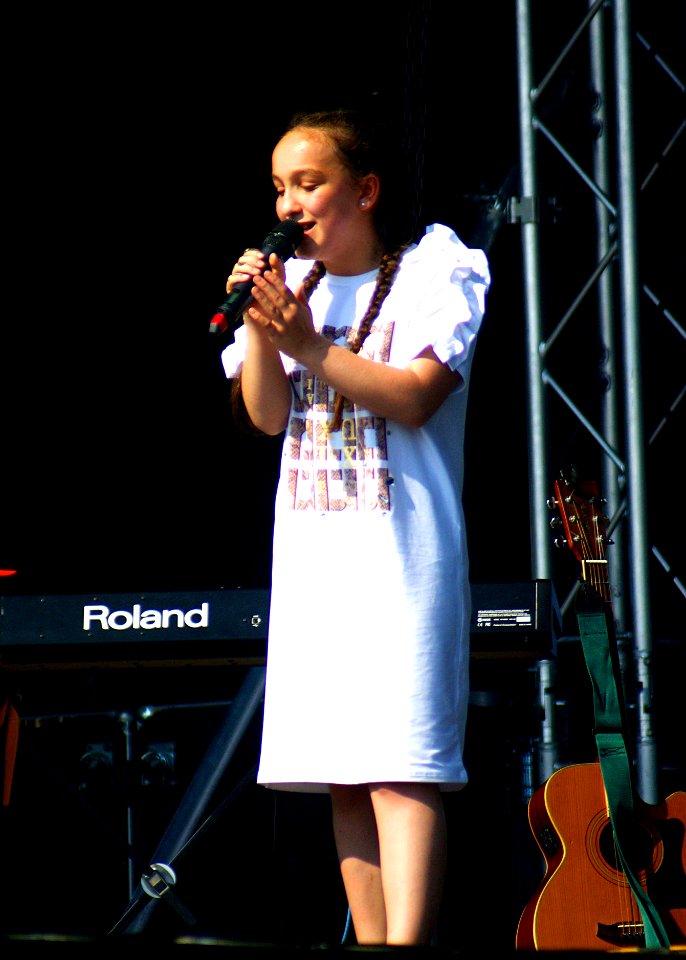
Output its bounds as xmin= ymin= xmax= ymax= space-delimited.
xmin=226 ymin=248 xmax=266 ymax=293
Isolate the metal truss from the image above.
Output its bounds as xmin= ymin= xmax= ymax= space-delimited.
xmin=512 ymin=0 xmax=685 ymax=801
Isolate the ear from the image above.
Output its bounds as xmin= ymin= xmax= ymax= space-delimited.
xmin=358 ymin=173 xmax=381 ymax=211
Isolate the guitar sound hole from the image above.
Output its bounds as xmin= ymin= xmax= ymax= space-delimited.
xmin=598 ymin=819 xmax=655 ymax=875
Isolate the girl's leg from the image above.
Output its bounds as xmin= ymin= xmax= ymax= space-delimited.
xmin=370 ymin=782 xmax=447 ymax=945
xmin=329 ymin=783 xmax=387 ymax=944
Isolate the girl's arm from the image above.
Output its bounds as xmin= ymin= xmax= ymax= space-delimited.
xmin=238 ymin=322 xmax=292 ymax=435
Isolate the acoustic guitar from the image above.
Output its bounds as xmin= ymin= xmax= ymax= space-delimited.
xmin=515 ymin=472 xmax=686 ymax=950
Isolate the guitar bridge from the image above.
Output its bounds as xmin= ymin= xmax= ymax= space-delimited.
xmin=596 ymin=921 xmax=644 ymax=946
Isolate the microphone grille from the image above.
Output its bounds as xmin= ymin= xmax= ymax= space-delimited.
xmin=264 ymin=219 xmax=304 ymax=256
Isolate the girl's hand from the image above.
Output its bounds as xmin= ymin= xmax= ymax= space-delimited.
xmin=247 ymin=255 xmax=323 ymax=363
xmin=226 ymin=247 xmax=266 ymax=292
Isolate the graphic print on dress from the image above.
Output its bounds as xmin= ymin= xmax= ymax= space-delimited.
xmin=284 ymin=319 xmax=395 ymax=512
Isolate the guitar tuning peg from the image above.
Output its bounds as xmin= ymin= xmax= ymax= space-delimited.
xmin=553 ymin=537 xmax=568 ymax=549
xmin=546 ymin=497 xmax=558 ymax=511
xmin=550 ymin=516 xmax=563 ymax=530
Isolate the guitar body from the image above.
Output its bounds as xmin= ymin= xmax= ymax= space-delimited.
xmin=516 ymin=762 xmax=686 ymax=950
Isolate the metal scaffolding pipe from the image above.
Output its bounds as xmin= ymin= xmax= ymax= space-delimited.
xmin=512 ymin=1 xmax=679 ymax=802
xmin=589 ymin=1 xmax=628 ymax=641
xmin=613 ymin=0 xmax=659 ymax=803
xmin=516 ymin=0 xmax=552 ymax=582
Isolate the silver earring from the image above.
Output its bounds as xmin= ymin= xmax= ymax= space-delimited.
xmin=360 ymin=200 xmax=367 ymax=208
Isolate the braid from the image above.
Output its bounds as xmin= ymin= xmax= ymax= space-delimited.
xmin=302 ymin=260 xmax=326 ymax=299
xmin=349 ymin=246 xmax=409 ymax=354
xmin=329 ymin=244 xmax=410 ymax=431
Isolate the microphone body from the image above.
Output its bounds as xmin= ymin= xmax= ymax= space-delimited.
xmin=209 ymin=220 xmax=304 ymax=338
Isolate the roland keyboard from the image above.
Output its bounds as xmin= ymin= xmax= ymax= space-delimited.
xmin=0 ymin=582 xmax=557 ymax=669
xmin=0 ymin=587 xmax=270 ymax=668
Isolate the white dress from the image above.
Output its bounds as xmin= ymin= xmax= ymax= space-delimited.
xmin=222 ymin=224 xmax=490 ymax=792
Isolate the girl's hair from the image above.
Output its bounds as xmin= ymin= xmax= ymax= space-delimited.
xmin=231 ymin=108 xmax=412 ymax=434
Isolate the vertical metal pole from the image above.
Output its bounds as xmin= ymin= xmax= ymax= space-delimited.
xmin=590 ymin=2 xmax=627 ymax=642
xmin=590 ymin=0 xmax=633 ymax=724
xmin=119 ymin=711 xmax=137 ymax=901
xmin=516 ymin=0 xmax=552 ymax=582
xmin=536 ymin=659 xmax=558 ymax=783
xmin=613 ymin=0 xmax=658 ymax=803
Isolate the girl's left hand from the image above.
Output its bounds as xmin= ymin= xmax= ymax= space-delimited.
xmin=247 ymin=254 xmax=321 ymax=362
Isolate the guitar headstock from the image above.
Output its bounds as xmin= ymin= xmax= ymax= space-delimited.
xmin=548 ymin=468 xmax=612 ymax=602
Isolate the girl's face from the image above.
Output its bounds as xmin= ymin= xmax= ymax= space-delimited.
xmin=271 ymin=128 xmax=379 ymax=275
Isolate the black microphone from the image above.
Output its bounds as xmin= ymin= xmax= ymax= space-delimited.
xmin=209 ymin=220 xmax=304 ymax=338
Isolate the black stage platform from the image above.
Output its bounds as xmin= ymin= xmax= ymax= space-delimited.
xmin=2 ymin=937 xmax=685 ymax=958
xmin=3 ymin=938 xmax=685 ymax=957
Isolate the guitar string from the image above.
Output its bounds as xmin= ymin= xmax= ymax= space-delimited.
xmin=577 ymin=490 xmax=642 ymax=937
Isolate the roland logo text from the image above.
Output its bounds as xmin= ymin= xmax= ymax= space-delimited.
xmin=83 ymin=603 xmax=209 ymax=631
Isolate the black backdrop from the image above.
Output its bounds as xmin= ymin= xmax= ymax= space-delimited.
xmin=0 ymin=5 xmax=533 ymax=946
xmin=1 ymin=2 xmax=684 ymax=951
xmin=1 ymin=2 xmax=527 ymax=595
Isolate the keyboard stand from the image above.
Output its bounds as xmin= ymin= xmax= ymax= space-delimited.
xmin=108 ymin=665 xmax=266 ymax=935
